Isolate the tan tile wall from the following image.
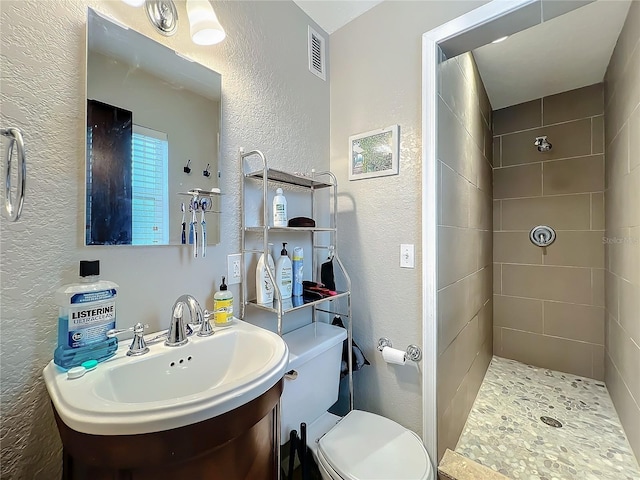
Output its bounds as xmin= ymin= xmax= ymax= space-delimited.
xmin=603 ymin=0 xmax=640 ymax=459
xmin=492 ymin=83 xmax=605 ymax=380
xmin=437 ymin=52 xmax=493 ymax=461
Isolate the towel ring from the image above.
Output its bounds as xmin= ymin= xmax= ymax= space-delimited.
xmin=1 ymin=127 xmax=26 ymax=222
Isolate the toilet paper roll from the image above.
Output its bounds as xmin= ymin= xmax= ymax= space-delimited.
xmin=382 ymin=346 xmax=406 ymax=365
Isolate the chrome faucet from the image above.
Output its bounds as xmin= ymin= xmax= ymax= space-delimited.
xmin=166 ymin=294 xmax=213 ymax=347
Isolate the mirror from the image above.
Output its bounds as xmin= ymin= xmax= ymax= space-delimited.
xmin=86 ymin=8 xmax=221 ymax=246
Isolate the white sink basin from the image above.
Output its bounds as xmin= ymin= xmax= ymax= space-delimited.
xmin=43 ymin=320 xmax=288 ymax=435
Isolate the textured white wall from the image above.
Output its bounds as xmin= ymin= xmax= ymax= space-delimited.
xmin=0 ymin=1 xmax=328 ymax=477
xmin=329 ymin=0 xmax=487 ymax=441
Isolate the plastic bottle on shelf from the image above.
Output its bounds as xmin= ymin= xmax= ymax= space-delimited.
xmin=256 ymin=245 xmax=276 ymax=304
xmin=292 ymin=246 xmax=304 ymax=297
xmin=53 ymin=260 xmax=119 ymax=369
xmin=273 ymin=188 xmax=288 ymax=227
xmin=275 ymin=242 xmax=293 ymax=299
xmin=213 ymin=276 xmax=233 ymax=326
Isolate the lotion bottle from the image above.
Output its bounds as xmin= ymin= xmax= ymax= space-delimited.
xmin=213 ymin=276 xmax=233 ymax=326
xmin=275 ymin=242 xmax=293 ymax=299
xmin=256 ymin=245 xmax=276 ymax=304
xmin=273 ymin=188 xmax=288 ymax=227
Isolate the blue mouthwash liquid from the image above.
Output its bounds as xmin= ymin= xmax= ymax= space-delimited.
xmin=53 ymin=260 xmax=119 ymax=369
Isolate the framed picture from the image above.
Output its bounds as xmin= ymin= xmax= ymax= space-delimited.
xmin=349 ymin=125 xmax=399 ymax=181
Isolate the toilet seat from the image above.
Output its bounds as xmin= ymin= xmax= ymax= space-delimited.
xmin=317 ymin=410 xmax=433 ymax=480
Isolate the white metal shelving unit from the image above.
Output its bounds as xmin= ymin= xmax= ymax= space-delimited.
xmin=239 ymin=149 xmax=354 ymax=412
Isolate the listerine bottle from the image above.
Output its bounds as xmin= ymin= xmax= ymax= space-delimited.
xmin=53 ymin=260 xmax=119 ymax=369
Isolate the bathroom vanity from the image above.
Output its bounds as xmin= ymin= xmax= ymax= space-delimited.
xmin=44 ymin=319 xmax=289 ymax=480
xmin=54 ymin=380 xmax=282 ymax=480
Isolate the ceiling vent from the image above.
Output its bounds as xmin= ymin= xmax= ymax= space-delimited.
xmin=308 ymin=25 xmax=326 ymax=81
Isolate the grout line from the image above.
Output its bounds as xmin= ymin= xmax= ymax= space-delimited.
xmin=591 ymin=117 xmax=594 ymax=155
xmin=496 ymin=191 xmax=601 ymax=201
xmin=498 ymin=327 xmax=604 ymax=347
xmin=496 ymin=152 xmax=604 ymax=170
xmin=499 ymin=262 xmax=599 ymax=270
xmin=496 ymin=116 xmax=590 ymax=137
xmin=542 ymin=301 xmax=545 ymax=335
xmin=590 ymin=193 xmax=593 ymax=230
xmin=494 ymin=292 xmax=605 ymax=308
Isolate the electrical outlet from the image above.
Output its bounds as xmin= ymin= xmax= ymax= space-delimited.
xmin=400 ymin=244 xmax=415 ymax=269
xmin=227 ymin=254 xmax=242 ymax=284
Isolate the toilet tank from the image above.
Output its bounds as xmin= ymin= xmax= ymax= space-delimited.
xmin=281 ymin=322 xmax=347 ymax=444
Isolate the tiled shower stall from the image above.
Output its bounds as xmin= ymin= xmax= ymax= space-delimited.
xmin=438 ymin=2 xmax=640 ymax=477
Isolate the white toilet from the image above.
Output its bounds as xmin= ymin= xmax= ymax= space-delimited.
xmin=282 ymin=322 xmax=434 ymax=480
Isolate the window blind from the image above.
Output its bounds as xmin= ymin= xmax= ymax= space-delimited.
xmin=131 ymin=125 xmax=169 ymax=245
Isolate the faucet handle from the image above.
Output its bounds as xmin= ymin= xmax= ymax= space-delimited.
xmin=198 ymin=310 xmax=215 ymax=337
xmin=107 ymin=323 xmax=150 ymax=356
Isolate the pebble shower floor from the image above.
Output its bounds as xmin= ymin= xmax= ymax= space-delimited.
xmin=456 ymin=356 xmax=640 ymax=480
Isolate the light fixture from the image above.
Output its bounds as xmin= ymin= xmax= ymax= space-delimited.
xmin=121 ymin=0 xmax=146 ymax=6
xmin=491 ymin=35 xmax=509 ymax=44
xmin=186 ymin=0 xmax=226 ymax=45
xmin=145 ymin=0 xmax=179 ymax=36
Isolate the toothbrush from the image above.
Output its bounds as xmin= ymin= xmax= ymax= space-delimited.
xmin=188 ymin=203 xmax=195 ymax=245
xmin=181 ymin=203 xmax=186 ymax=245
xmin=190 ymin=197 xmax=198 ymax=258
xmin=200 ymin=198 xmax=209 ymax=257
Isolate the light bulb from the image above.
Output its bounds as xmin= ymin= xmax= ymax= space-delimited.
xmin=186 ymin=0 xmax=226 ymax=45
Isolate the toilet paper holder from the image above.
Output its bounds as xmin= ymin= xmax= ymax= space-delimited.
xmin=377 ymin=338 xmax=422 ymax=362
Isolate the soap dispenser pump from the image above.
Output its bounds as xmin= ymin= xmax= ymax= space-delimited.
xmin=275 ymin=242 xmax=293 ymax=299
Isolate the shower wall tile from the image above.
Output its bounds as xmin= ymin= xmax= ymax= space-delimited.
xmin=501 ymin=328 xmax=595 ymax=378
xmin=470 ymin=187 xmax=492 ymax=231
xmin=542 ymin=155 xmax=605 ymax=195
xmin=493 ymin=99 xmax=541 ymax=136
xmin=500 ymin=118 xmax=592 ymax=166
xmin=605 ymin=353 xmax=640 ymax=456
xmin=502 ymin=264 xmax=593 ymax=304
xmin=542 ymin=83 xmax=603 ymax=125
xmin=619 ymin=279 xmax=640 ymax=346
xmin=592 ymin=115 xmax=605 ymax=155
xmin=542 ymin=231 xmax=605 ymax=268
xmin=592 ymin=345 xmax=605 ymax=381
xmin=604 ymin=2 xmax=639 ymax=458
xmin=591 ymin=192 xmax=605 ymax=230
xmin=492 ymin=136 xmax=501 ymax=167
xmin=607 ymin=318 xmax=640 ymax=403
xmin=501 ymin=194 xmax=591 ymax=231
xmin=592 ymin=268 xmax=605 ymax=307
xmin=441 ymin=164 xmax=470 ymax=228
xmin=630 ymin=107 xmax=639 ymax=171
xmin=494 ymin=294 xmax=543 ymax=333
xmin=543 ymin=301 xmax=605 ymax=344
xmin=437 ymin=52 xmax=493 ymax=458
xmin=493 ymin=200 xmax=501 ymax=231
xmin=493 ymin=263 xmax=501 ymax=294
xmin=494 ymin=232 xmax=542 ymax=264
xmin=493 ymin=163 xmax=542 ymax=199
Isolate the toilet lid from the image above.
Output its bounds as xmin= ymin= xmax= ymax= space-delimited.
xmin=318 ymin=410 xmax=432 ymax=480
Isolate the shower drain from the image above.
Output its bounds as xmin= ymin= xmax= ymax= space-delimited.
xmin=540 ymin=416 xmax=563 ymax=428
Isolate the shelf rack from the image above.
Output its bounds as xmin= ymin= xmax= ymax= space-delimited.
xmin=239 ymin=149 xmax=354 ymax=412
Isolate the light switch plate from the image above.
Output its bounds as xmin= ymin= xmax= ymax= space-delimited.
xmin=400 ymin=244 xmax=415 ymax=268
xmin=227 ymin=254 xmax=242 ymax=284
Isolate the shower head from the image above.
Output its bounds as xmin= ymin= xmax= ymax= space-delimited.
xmin=534 ymin=136 xmax=552 ymax=152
